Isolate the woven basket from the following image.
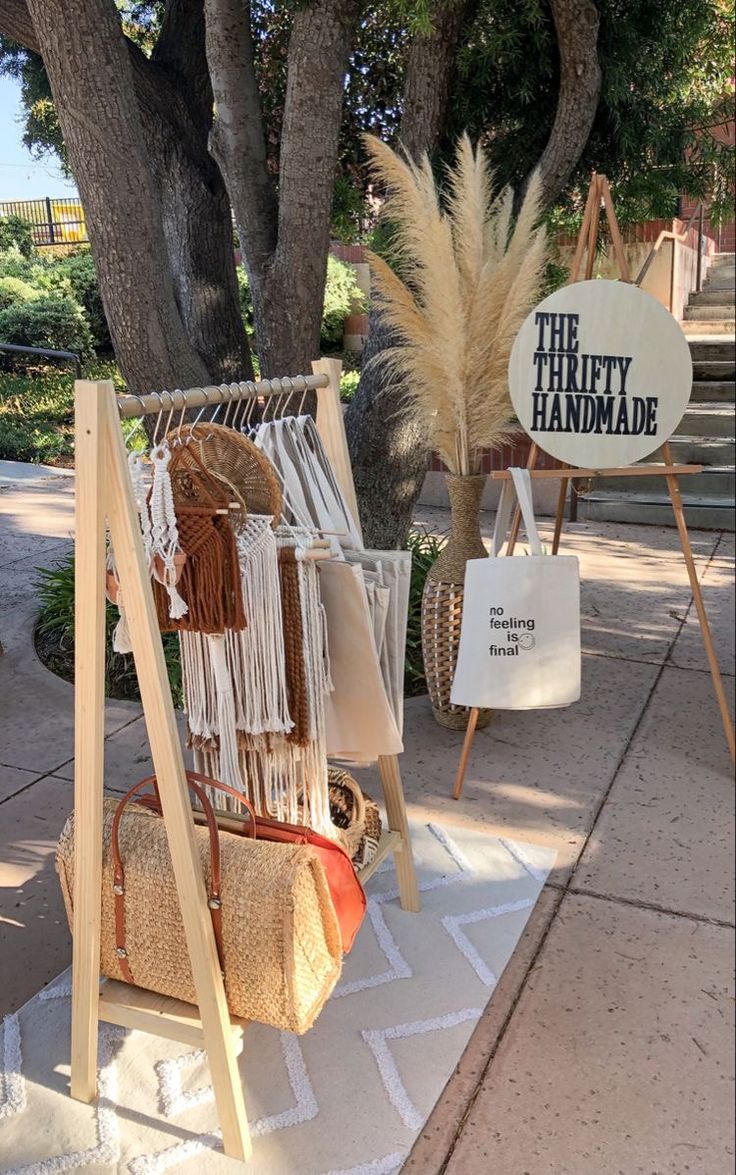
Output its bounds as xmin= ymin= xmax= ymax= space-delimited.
xmin=56 ymin=799 xmax=342 ymax=1034
xmin=326 ymin=767 xmax=382 ymax=869
xmin=421 ymin=474 xmax=492 ymax=731
xmin=169 ymin=423 xmax=283 ymax=527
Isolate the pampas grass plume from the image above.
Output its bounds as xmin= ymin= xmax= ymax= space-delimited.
xmin=364 ymin=133 xmax=548 ymax=475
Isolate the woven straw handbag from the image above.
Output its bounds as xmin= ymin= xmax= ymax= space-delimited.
xmin=326 ymin=767 xmax=382 ymax=870
xmin=56 ymin=773 xmax=363 ymax=1034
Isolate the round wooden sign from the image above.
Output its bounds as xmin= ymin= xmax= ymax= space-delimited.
xmin=508 ymin=280 xmax=693 ymax=468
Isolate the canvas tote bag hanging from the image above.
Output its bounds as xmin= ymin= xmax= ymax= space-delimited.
xmin=450 ymin=467 xmax=581 ymax=711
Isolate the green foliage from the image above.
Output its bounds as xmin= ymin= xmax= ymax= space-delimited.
xmin=404 ymin=527 xmax=444 ymax=696
xmin=321 ymin=256 xmax=367 ymax=351
xmin=0 ymin=274 xmax=41 ymax=310
xmin=0 ymin=358 xmax=121 ymax=464
xmin=0 ymin=214 xmax=35 ymax=257
xmin=339 ymin=367 xmax=361 ymax=401
xmin=236 ymin=266 xmax=254 ymax=335
xmin=47 ymin=251 xmax=110 ymax=349
xmin=34 ymin=552 xmax=183 ymax=707
xmin=0 ymin=295 xmax=94 ymax=360
xmin=0 ymin=246 xmax=110 ymax=351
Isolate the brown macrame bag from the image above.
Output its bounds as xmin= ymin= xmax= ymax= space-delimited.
xmin=153 ymin=442 xmax=246 ymax=634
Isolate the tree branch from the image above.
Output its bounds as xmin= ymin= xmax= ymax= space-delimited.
xmin=399 ymin=0 xmax=476 ymax=159
xmin=204 ymin=0 xmax=278 ymax=276
xmin=530 ymin=0 xmax=602 ymax=207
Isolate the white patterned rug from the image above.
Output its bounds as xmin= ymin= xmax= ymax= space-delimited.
xmin=0 ymin=821 xmax=554 ymax=1175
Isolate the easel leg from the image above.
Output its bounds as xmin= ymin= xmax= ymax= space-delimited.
xmin=70 ymin=383 xmax=107 ymax=1101
xmin=378 ymin=754 xmax=420 ymax=911
xmin=662 ymin=441 xmax=735 ymax=762
xmin=452 ymin=707 xmax=479 ymax=801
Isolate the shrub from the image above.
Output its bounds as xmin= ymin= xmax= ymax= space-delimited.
xmin=321 ymin=255 xmax=366 ymax=351
xmin=340 ymin=367 xmax=360 ymax=402
xmin=404 ymin=528 xmax=445 ymax=696
xmin=47 ymin=251 xmax=111 ymax=350
xmin=0 ymin=295 xmax=94 ymax=360
xmin=35 ymin=552 xmax=183 ymax=706
xmin=0 ymin=214 xmax=35 ymax=258
xmin=0 ymin=275 xmax=41 ymax=311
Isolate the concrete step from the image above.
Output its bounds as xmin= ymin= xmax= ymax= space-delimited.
xmin=688 ymin=336 xmax=735 ymax=364
xmin=582 ymin=492 xmax=735 ymax=531
xmin=602 ymin=467 xmax=734 ymax=497
xmin=663 ymin=435 xmax=735 ymax=465
xmin=711 ymin=253 xmax=735 ymax=264
xmin=683 ymin=304 xmax=735 ymax=320
xmin=690 ymin=379 xmax=736 ymax=403
xmin=703 ymin=274 xmax=735 ymax=291
xmin=690 ymin=288 xmax=735 ymax=305
xmin=681 ymin=319 xmax=736 ymax=334
xmin=691 ymin=356 xmax=735 ymax=379
xmin=675 ymin=404 xmax=736 ymax=438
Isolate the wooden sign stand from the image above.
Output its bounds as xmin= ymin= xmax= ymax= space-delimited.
xmin=453 ymin=174 xmax=735 ymax=800
xmin=71 ymin=359 xmax=419 ymax=1161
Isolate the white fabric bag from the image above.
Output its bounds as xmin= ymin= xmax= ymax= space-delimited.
xmin=450 ymin=467 xmax=581 ymax=710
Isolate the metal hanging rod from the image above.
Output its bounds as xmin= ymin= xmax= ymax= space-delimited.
xmin=116 ymin=373 xmax=329 ymax=420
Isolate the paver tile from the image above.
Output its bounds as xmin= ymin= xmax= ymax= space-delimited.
xmin=573 ymin=666 xmax=735 ymax=922
xmin=444 ymin=893 xmax=735 ymax=1175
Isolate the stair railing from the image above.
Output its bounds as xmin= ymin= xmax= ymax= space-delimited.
xmin=634 ymin=201 xmax=707 ymax=297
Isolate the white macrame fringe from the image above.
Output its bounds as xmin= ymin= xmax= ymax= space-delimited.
xmin=149 ymin=440 xmax=188 ymax=619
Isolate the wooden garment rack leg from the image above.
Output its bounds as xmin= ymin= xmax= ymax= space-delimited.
xmin=72 ymin=380 xmax=251 ymax=1159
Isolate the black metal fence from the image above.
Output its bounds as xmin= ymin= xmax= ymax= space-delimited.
xmin=0 ymin=197 xmax=88 ymax=247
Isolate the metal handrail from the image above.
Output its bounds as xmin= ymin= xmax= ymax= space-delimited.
xmin=634 ymin=201 xmax=706 ymax=291
xmin=0 ymin=342 xmax=82 ymax=377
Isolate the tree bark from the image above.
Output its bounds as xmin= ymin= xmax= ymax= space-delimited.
xmin=150 ymin=0 xmax=253 ymax=381
xmin=346 ymin=0 xmax=473 ymax=549
xmin=526 ymin=0 xmax=601 ymax=207
xmin=205 ymin=0 xmax=361 ymax=376
xmin=3 ymin=0 xmax=251 ymax=386
xmin=23 ymin=0 xmax=210 ymax=394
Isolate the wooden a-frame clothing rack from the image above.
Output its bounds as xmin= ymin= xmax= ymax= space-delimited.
xmin=453 ymin=174 xmax=735 ymax=800
xmin=71 ymin=356 xmax=419 ymax=1161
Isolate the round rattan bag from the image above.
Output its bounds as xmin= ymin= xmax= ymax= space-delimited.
xmin=326 ymin=767 xmax=382 ymax=870
xmin=169 ymin=423 xmax=283 ymax=529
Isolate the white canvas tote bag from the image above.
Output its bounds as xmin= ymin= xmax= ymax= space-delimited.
xmin=450 ymin=467 xmax=581 ymax=710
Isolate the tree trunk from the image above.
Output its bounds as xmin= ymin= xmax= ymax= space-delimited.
xmin=399 ymin=0 xmax=475 ymax=159
xmin=150 ymin=0 xmax=253 ymax=381
xmin=205 ymin=0 xmax=361 ymax=377
xmin=25 ymin=0 xmax=211 ymax=395
xmin=525 ymin=0 xmax=601 ymax=207
xmin=346 ymin=0 xmax=473 ymax=548
xmin=345 ymin=315 xmax=430 ymax=549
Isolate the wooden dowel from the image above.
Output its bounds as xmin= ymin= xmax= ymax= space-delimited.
xmin=491 ymin=463 xmax=703 ymax=482
xmin=453 ymin=707 xmax=479 ymax=800
xmin=552 ymin=463 xmax=570 ymax=554
xmin=116 ymin=373 xmax=330 ymax=420
xmin=569 ymin=177 xmax=598 ymax=284
xmin=600 ymin=177 xmax=632 ymax=282
xmin=661 ymin=440 xmax=735 ymax=763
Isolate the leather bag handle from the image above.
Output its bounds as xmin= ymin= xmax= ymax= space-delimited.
xmin=110 ymin=771 xmax=256 ymax=984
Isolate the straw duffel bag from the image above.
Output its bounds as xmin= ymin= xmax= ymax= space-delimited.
xmin=56 ymin=773 xmax=362 ymax=1034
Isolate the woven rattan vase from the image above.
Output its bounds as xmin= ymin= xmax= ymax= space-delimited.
xmin=421 ymin=474 xmax=492 ymax=730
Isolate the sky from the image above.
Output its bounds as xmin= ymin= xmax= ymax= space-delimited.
xmin=0 ymin=74 xmax=79 ymax=203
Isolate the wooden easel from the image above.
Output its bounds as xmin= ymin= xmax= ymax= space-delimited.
xmin=71 ymin=358 xmax=419 ymax=1161
xmin=453 ymin=174 xmax=735 ymax=799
